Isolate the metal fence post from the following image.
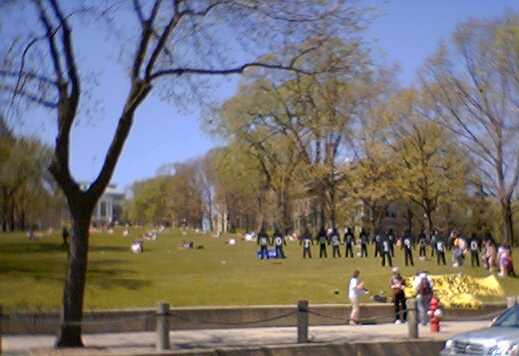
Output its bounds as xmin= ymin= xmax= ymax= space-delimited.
xmin=156 ymin=302 xmax=170 ymax=351
xmin=407 ymin=298 xmax=418 ymax=339
xmin=297 ymin=300 xmax=309 ymax=343
xmin=0 ymin=305 xmax=3 ymax=354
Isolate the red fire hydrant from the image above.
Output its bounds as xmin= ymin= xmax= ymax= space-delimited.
xmin=427 ymin=296 xmax=442 ymax=332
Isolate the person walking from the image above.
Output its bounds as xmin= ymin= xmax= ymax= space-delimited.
xmin=344 ymin=227 xmax=355 ymax=258
xmin=469 ymin=233 xmax=480 ymax=267
xmin=300 ymin=227 xmax=313 ymax=259
xmin=390 ymin=268 xmax=407 ymax=324
xmin=330 ymin=227 xmax=341 ymax=258
xmin=381 ymin=235 xmax=392 ymax=267
xmin=348 ymin=270 xmax=366 ymax=325
xmin=257 ymin=226 xmax=271 ymax=259
xmin=436 ymin=237 xmax=447 ymax=265
xmin=273 ymin=227 xmax=287 ymax=259
xmin=317 ymin=226 xmax=328 ymax=258
xmin=360 ymin=228 xmax=369 ymax=258
xmin=402 ymin=230 xmax=414 ymax=266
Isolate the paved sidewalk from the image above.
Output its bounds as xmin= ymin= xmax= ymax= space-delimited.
xmin=3 ymin=321 xmax=489 ymax=355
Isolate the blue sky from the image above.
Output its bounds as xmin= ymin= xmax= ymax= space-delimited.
xmin=11 ymin=0 xmax=519 ymax=190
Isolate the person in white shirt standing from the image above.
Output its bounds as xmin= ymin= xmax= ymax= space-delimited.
xmin=348 ymin=270 xmax=366 ymax=325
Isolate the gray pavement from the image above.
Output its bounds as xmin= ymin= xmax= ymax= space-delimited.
xmin=3 ymin=321 xmax=489 ymax=355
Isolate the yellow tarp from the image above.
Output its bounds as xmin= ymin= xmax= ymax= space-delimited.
xmin=404 ymin=274 xmax=504 ymax=309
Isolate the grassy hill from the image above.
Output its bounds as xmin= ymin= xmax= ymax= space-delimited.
xmin=0 ymin=228 xmax=517 ymax=311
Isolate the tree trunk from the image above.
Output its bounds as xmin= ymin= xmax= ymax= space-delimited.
xmin=406 ymin=205 xmax=413 ymax=233
xmin=426 ymin=209 xmax=434 ymax=238
xmin=500 ymin=197 xmax=514 ymax=246
xmin=55 ymin=205 xmax=93 ymax=347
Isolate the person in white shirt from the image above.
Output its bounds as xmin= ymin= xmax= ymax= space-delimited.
xmin=348 ymin=270 xmax=366 ymax=325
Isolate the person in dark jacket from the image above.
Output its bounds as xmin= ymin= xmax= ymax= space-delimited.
xmin=402 ymin=230 xmax=415 ymax=266
xmin=257 ymin=226 xmax=271 ymax=259
xmin=430 ymin=229 xmax=439 ymax=257
xmin=387 ymin=228 xmax=395 ymax=257
xmin=300 ymin=227 xmax=313 ymax=258
xmin=390 ymin=268 xmax=407 ymax=324
xmin=273 ymin=227 xmax=286 ymax=259
xmin=436 ymin=237 xmax=447 ymax=265
xmin=62 ymin=226 xmax=69 ymax=247
xmin=381 ymin=233 xmax=392 ymax=267
xmin=360 ymin=228 xmax=369 ymax=257
xmin=418 ymin=230 xmax=427 ymax=258
xmin=469 ymin=232 xmax=480 ymax=267
xmin=344 ymin=227 xmax=355 ymax=258
xmin=317 ymin=226 xmax=328 ymax=258
xmin=373 ymin=232 xmax=381 ymax=257
xmin=330 ymin=227 xmax=341 ymax=258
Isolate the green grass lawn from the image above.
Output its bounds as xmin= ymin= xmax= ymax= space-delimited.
xmin=0 ymin=229 xmax=518 ymax=312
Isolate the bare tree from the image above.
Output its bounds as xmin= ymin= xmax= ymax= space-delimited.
xmin=422 ymin=16 xmax=519 ymax=244
xmin=0 ymin=0 xmax=364 ymax=347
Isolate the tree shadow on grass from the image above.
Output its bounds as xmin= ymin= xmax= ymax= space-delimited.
xmin=0 ymin=257 xmax=151 ymax=291
xmin=0 ymin=241 xmax=128 ymax=255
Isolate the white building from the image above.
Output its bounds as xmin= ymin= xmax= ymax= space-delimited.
xmin=80 ymin=183 xmax=125 ymax=225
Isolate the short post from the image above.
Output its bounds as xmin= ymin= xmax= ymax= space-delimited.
xmin=506 ymin=296 xmax=517 ymax=308
xmin=297 ymin=300 xmax=309 ymax=343
xmin=0 ymin=305 xmax=3 ymax=355
xmin=407 ymin=298 xmax=418 ymax=339
xmin=156 ymin=302 xmax=170 ymax=351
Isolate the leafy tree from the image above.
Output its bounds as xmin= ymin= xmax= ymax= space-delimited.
xmin=422 ymin=15 xmax=519 ymax=244
xmin=0 ymin=0 xmax=363 ymax=345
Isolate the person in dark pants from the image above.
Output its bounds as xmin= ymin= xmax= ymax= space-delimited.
xmin=470 ymin=233 xmax=480 ymax=267
xmin=317 ymin=227 xmax=328 ymax=258
xmin=418 ymin=232 xmax=427 ymax=258
xmin=390 ymin=269 xmax=407 ymax=324
xmin=300 ymin=227 xmax=313 ymax=258
xmin=387 ymin=228 xmax=395 ymax=257
xmin=257 ymin=226 xmax=271 ymax=259
xmin=62 ymin=226 xmax=69 ymax=247
xmin=344 ymin=227 xmax=355 ymax=258
xmin=273 ymin=227 xmax=286 ymax=259
xmin=436 ymin=238 xmax=447 ymax=265
xmin=431 ymin=230 xmax=439 ymax=257
xmin=381 ymin=234 xmax=392 ymax=267
xmin=403 ymin=230 xmax=414 ymax=266
xmin=373 ymin=232 xmax=381 ymax=257
xmin=330 ymin=227 xmax=341 ymax=258
xmin=360 ymin=228 xmax=369 ymax=257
